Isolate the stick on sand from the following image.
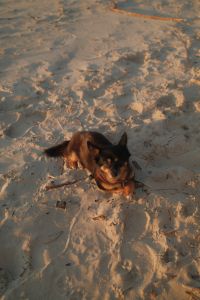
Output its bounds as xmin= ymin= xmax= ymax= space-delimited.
xmin=110 ymin=1 xmax=184 ymax=22
xmin=45 ymin=179 xmax=83 ymax=191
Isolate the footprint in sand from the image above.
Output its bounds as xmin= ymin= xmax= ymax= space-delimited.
xmin=156 ymin=94 xmax=176 ymax=110
xmin=0 ymin=236 xmax=31 ymax=294
xmin=123 ymin=205 xmax=150 ymax=241
xmin=181 ymin=201 xmax=197 ymax=218
xmin=113 ymin=243 xmax=156 ymax=295
xmin=111 ymin=206 xmax=154 ymax=295
xmin=0 ymin=112 xmax=19 ymax=131
xmin=4 ymin=111 xmax=46 ymax=138
xmin=118 ymin=51 xmax=145 ymax=65
xmin=0 ymin=268 xmax=12 ymax=297
xmin=115 ymin=51 xmax=146 ymax=78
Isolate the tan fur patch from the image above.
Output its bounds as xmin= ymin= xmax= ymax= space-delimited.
xmin=68 ymin=151 xmax=78 ymax=162
xmin=100 ymin=164 xmax=131 ymax=183
xmin=65 ymin=151 xmax=78 ymax=169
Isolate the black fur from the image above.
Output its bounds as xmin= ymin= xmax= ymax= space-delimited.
xmin=44 ymin=131 xmax=133 ymax=194
xmin=44 ymin=141 xmax=69 ymax=157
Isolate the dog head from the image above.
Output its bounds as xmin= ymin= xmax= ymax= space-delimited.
xmin=87 ymin=132 xmax=131 ymax=183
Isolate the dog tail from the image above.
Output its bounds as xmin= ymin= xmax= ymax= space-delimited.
xmin=44 ymin=141 xmax=69 ymax=157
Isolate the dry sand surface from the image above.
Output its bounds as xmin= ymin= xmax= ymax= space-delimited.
xmin=0 ymin=0 xmax=200 ymax=299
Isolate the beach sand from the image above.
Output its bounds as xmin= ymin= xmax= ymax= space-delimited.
xmin=0 ymin=0 xmax=200 ymax=299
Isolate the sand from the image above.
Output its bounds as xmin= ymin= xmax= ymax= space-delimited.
xmin=0 ymin=0 xmax=200 ymax=299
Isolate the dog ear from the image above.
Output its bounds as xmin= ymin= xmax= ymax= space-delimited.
xmin=118 ymin=132 xmax=127 ymax=146
xmin=87 ymin=141 xmax=101 ymax=156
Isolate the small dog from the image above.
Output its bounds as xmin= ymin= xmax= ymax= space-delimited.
xmin=44 ymin=131 xmax=135 ymax=195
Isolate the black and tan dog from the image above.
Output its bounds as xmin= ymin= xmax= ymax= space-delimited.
xmin=44 ymin=131 xmax=135 ymax=195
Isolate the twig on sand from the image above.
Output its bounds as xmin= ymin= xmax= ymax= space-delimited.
xmin=110 ymin=1 xmax=184 ymax=22
xmin=45 ymin=178 xmax=84 ymax=191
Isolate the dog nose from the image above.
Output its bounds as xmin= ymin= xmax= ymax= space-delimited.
xmin=111 ymin=167 xmax=118 ymax=177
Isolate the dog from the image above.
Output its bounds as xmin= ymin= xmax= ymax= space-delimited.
xmin=44 ymin=131 xmax=135 ymax=195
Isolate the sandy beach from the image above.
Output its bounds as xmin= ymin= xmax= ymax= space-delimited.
xmin=0 ymin=0 xmax=200 ymax=299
